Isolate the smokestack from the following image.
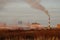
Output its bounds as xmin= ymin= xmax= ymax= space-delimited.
xmin=26 ymin=0 xmax=50 ymax=28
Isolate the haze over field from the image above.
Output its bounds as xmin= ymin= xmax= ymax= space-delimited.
xmin=0 ymin=0 xmax=60 ymax=27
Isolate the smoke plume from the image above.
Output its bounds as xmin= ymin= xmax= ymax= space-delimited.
xmin=26 ymin=0 xmax=49 ymax=16
xmin=26 ymin=0 xmax=50 ymax=27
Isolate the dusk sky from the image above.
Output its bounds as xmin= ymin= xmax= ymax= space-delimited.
xmin=0 ymin=0 xmax=60 ymax=27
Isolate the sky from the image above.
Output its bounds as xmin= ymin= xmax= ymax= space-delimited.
xmin=0 ymin=0 xmax=60 ymax=27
